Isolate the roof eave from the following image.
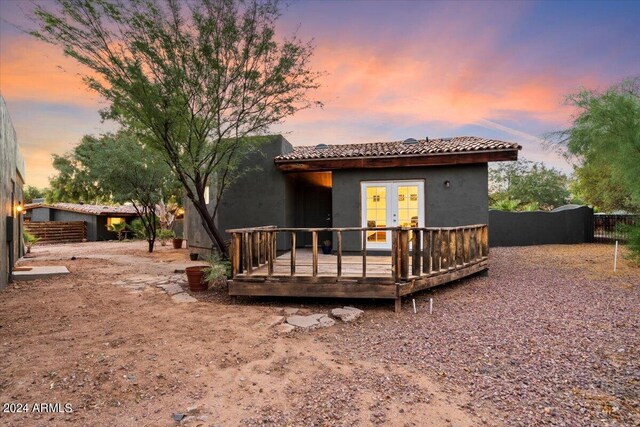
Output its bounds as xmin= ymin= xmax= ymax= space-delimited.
xmin=274 ymin=148 xmax=520 ymax=172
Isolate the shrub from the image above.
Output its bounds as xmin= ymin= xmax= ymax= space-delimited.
xmin=625 ymin=222 xmax=640 ymax=263
xmin=129 ymin=217 xmax=161 ymax=240
xmin=23 ymin=230 xmax=39 ymax=253
xmin=157 ymin=229 xmax=175 ymax=246
xmin=490 ymin=198 xmax=521 ymax=211
xmin=203 ymin=252 xmax=231 ymax=283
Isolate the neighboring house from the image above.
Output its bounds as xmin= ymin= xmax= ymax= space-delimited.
xmin=25 ymin=202 xmax=139 ymax=242
xmin=0 ymin=96 xmax=25 ymax=289
xmin=185 ymin=135 xmax=521 ymax=255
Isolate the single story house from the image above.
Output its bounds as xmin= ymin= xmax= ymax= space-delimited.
xmin=185 ymin=135 xmax=521 ymax=255
xmin=1 ymin=96 xmax=25 ymax=289
xmin=25 ymin=202 xmax=139 ymax=242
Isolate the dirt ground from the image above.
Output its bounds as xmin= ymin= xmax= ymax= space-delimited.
xmin=0 ymin=241 xmax=638 ymax=426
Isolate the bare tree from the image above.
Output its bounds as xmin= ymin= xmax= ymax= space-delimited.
xmin=32 ymin=0 xmax=320 ymax=255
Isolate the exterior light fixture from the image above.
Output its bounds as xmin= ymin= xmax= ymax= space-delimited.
xmin=444 ymin=180 xmax=451 ymax=188
xmin=15 ymin=202 xmax=24 ymax=214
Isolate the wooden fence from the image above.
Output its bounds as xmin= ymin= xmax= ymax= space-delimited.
xmin=24 ymin=221 xmax=87 ymax=244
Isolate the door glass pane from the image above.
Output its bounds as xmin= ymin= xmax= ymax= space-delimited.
xmin=397 ymin=186 xmax=419 ymax=227
xmin=366 ymin=186 xmax=387 ymax=242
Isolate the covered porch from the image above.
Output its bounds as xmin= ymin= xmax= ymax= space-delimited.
xmin=227 ymin=224 xmax=489 ymax=312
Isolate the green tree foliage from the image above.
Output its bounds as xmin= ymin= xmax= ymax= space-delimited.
xmin=74 ymin=131 xmax=178 ymax=252
xmin=47 ymin=154 xmax=110 ymax=203
xmin=22 ymin=185 xmax=47 ymax=204
xmin=489 ymin=160 xmax=570 ymax=210
xmin=554 ymin=78 xmax=640 ymax=212
xmin=552 ymin=78 xmax=640 ymax=258
xmin=31 ymin=0 xmax=320 ymax=256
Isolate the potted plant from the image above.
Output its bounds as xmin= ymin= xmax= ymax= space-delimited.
xmin=172 ymin=233 xmax=184 ymax=249
xmin=321 ymin=239 xmax=332 ymax=255
xmin=157 ymin=229 xmax=175 ymax=246
xmin=185 ymin=265 xmax=207 ymax=291
xmin=23 ymin=230 xmax=39 ymax=254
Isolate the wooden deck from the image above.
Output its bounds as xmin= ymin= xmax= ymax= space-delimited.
xmin=227 ymin=225 xmax=489 ymax=312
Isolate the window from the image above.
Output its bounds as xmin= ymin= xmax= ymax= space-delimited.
xmin=107 ymin=217 xmax=125 ymax=226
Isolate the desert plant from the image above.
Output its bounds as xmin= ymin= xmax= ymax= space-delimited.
xmin=521 ymin=202 xmax=540 ymax=211
xmin=129 ymin=217 xmax=161 ymax=240
xmin=157 ymin=229 xmax=175 ymax=246
xmin=23 ymin=230 xmax=39 ymax=253
xmin=203 ymin=252 xmax=231 ymax=284
xmin=107 ymin=221 xmax=128 ymax=241
xmin=620 ymin=222 xmax=640 ymax=263
xmin=490 ymin=198 xmax=521 ymax=211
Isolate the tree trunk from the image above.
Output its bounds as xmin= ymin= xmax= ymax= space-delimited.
xmin=189 ymin=195 xmax=229 ymax=257
xmin=148 ymin=238 xmax=155 ymax=253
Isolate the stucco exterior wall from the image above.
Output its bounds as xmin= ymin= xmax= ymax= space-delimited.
xmin=1 ymin=96 xmax=25 ymax=289
xmin=332 ymin=164 xmax=489 ymax=251
xmin=185 ymin=136 xmax=491 ymax=256
xmin=184 ymin=136 xmax=295 ymax=257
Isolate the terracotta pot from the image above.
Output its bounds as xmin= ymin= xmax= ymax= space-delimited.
xmin=321 ymin=244 xmax=332 ymax=255
xmin=185 ymin=266 xmax=208 ymax=292
xmin=172 ymin=238 xmax=183 ymax=249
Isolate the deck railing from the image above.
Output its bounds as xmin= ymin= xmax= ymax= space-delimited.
xmin=227 ymin=225 xmax=488 ymax=282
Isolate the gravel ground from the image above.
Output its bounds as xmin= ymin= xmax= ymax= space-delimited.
xmin=335 ymin=244 xmax=640 ymax=426
xmin=1 ymin=241 xmax=637 ymax=426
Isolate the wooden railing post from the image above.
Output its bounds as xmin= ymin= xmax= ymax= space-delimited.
xmin=449 ymin=229 xmax=456 ymax=269
xmin=312 ymin=231 xmax=318 ymax=277
xmin=391 ymin=229 xmax=399 ymax=282
xmin=423 ymin=230 xmax=431 ymax=274
xmin=440 ymin=230 xmax=449 ymax=271
xmin=362 ymin=230 xmax=367 ymax=278
xmin=456 ymin=229 xmax=463 ymax=266
xmin=399 ymin=229 xmax=410 ymax=280
xmin=435 ymin=231 xmax=440 ymax=270
xmin=245 ymin=232 xmax=253 ymax=275
xmin=482 ymin=225 xmax=489 ymax=256
xmin=337 ymin=231 xmax=343 ymax=277
xmin=463 ymin=228 xmax=470 ymax=265
xmin=411 ymin=229 xmax=420 ymax=276
xmin=231 ymin=233 xmax=241 ymax=278
xmin=476 ymin=227 xmax=483 ymax=260
xmin=290 ymin=231 xmax=296 ymax=276
xmin=260 ymin=232 xmax=266 ymax=265
xmin=267 ymin=231 xmax=274 ymax=276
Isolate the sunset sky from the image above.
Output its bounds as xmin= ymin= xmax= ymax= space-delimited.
xmin=1 ymin=0 xmax=639 ymax=187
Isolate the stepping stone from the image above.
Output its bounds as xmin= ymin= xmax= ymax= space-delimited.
xmin=283 ymin=307 xmax=299 ymax=315
xmin=286 ymin=315 xmax=320 ymax=329
xmin=286 ymin=314 xmax=335 ymax=330
xmin=331 ymin=307 xmax=364 ymax=322
xmin=13 ymin=266 xmax=69 ymax=281
xmin=317 ymin=315 xmax=336 ymax=328
xmin=157 ymin=283 xmax=184 ymax=295
xmin=266 ymin=315 xmax=285 ymax=327
xmin=274 ymin=323 xmax=295 ymax=334
xmin=171 ymin=293 xmax=197 ymax=303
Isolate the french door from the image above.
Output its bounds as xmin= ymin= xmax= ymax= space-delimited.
xmin=361 ymin=180 xmax=425 ymax=250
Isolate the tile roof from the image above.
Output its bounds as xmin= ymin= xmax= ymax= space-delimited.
xmin=275 ymin=136 xmax=521 ymax=161
xmin=24 ymin=202 xmax=139 ymax=216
